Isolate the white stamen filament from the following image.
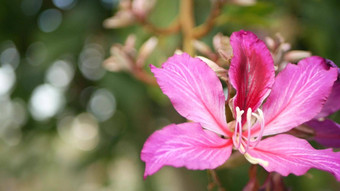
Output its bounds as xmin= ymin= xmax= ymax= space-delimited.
xmin=233 ymin=107 xmax=244 ymax=149
xmin=246 ymin=108 xmax=252 ymax=152
xmin=232 ymin=107 xmax=265 ymax=154
xmin=250 ymin=109 xmax=265 ymax=148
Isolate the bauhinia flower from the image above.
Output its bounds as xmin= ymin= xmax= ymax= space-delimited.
xmin=141 ymin=30 xmax=340 ymax=181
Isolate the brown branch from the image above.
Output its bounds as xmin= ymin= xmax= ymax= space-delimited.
xmin=208 ymin=170 xmax=226 ymax=191
xmin=193 ymin=0 xmax=225 ymax=39
xmin=136 ymin=17 xmax=181 ymax=36
xmin=180 ymin=0 xmax=195 ymax=55
xmin=133 ymin=68 xmax=158 ymax=86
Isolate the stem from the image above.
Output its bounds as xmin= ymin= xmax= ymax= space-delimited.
xmin=193 ymin=0 xmax=225 ymax=38
xmin=208 ymin=170 xmax=226 ymax=191
xmin=134 ymin=68 xmax=157 ymax=86
xmin=180 ymin=0 xmax=195 ymax=55
xmin=136 ymin=17 xmax=181 ymax=35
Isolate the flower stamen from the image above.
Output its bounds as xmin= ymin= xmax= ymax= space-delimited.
xmin=250 ymin=109 xmax=265 ymax=148
xmin=233 ymin=106 xmax=244 ymax=149
xmin=232 ymin=107 xmax=265 ymax=154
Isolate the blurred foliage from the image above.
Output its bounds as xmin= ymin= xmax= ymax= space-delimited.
xmin=0 ymin=0 xmax=339 ymax=190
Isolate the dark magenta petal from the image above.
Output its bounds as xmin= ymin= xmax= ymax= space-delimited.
xmin=229 ymin=30 xmax=275 ymax=112
xmin=245 ymin=134 xmax=340 ymax=181
xmin=258 ymin=56 xmax=338 ymax=136
xmin=141 ymin=123 xmax=232 ymax=178
xmin=305 ymin=119 xmax=340 ymax=148
xmin=316 ymin=59 xmax=340 ymax=118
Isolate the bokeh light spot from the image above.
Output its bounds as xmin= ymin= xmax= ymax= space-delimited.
xmin=21 ymin=0 xmax=42 ymax=16
xmin=29 ymin=84 xmax=65 ymax=121
xmin=38 ymin=9 xmax=63 ymax=33
xmin=0 ymin=42 xmax=20 ymax=69
xmin=0 ymin=65 xmax=16 ymax=96
xmin=88 ymin=89 xmax=116 ymax=122
xmin=46 ymin=60 xmax=75 ymax=88
xmin=26 ymin=42 xmax=47 ymax=65
xmin=52 ymin=0 xmax=77 ymax=10
xmin=57 ymin=113 xmax=99 ymax=151
xmin=78 ymin=44 xmax=105 ymax=80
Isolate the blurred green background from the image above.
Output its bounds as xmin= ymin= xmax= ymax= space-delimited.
xmin=0 ymin=0 xmax=339 ymax=190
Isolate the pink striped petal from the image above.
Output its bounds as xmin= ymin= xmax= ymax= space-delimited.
xmin=315 ymin=59 xmax=340 ymax=118
xmin=229 ymin=30 xmax=275 ymax=113
xmin=316 ymin=81 xmax=340 ymax=119
xmin=245 ymin=134 xmax=340 ymax=181
xmin=260 ymin=56 xmax=338 ymax=136
xmin=151 ymin=53 xmax=230 ymax=136
xmin=306 ymin=119 xmax=340 ymax=148
xmin=141 ymin=123 xmax=232 ymax=178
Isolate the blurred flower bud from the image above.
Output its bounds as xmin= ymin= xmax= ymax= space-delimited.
xmin=265 ymin=36 xmax=275 ymax=50
xmin=174 ymin=49 xmax=184 ymax=55
xmin=193 ymin=40 xmax=212 ymax=56
xmin=122 ymin=34 xmax=137 ymax=57
xmin=275 ymin=33 xmax=285 ymax=43
xmin=197 ymin=56 xmax=228 ymax=81
xmin=103 ymin=45 xmax=133 ymax=72
xmin=229 ymin=0 xmax=256 ymax=6
xmin=132 ymin=0 xmax=156 ymax=19
xmin=103 ymin=10 xmax=135 ymax=28
xmin=136 ymin=37 xmax=158 ymax=67
xmin=284 ymin=50 xmax=311 ymax=63
xmin=120 ymin=0 xmax=132 ymax=9
xmin=280 ymin=42 xmax=291 ymax=52
xmin=213 ymin=33 xmax=233 ymax=62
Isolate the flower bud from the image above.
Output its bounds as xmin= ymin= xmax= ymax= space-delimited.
xmin=132 ymin=0 xmax=156 ymax=19
xmin=265 ymin=36 xmax=275 ymax=50
xmin=193 ymin=40 xmax=212 ymax=56
xmin=103 ymin=45 xmax=133 ymax=72
xmin=136 ymin=37 xmax=158 ymax=67
xmin=103 ymin=10 xmax=135 ymax=28
xmin=284 ymin=50 xmax=311 ymax=63
xmin=229 ymin=0 xmax=256 ymax=6
xmin=213 ymin=33 xmax=233 ymax=62
xmin=197 ymin=56 xmax=228 ymax=81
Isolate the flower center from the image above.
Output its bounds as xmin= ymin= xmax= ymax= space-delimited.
xmin=232 ymin=106 xmax=265 ymax=154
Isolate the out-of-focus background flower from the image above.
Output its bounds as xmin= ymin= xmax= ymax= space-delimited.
xmin=0 ymin=0 xmax=339 ymax=190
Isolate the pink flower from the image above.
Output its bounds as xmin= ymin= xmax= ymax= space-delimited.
xmin=141 ymin=30 xmax=340 ymax=180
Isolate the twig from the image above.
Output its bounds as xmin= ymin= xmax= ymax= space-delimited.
xmin=136 ymin=17 xmax=181 ymax=35
xmin=193 ymin=0 xmax=225 ymax=38
xmin=208 ymin=170 xmax=226 ymax=191
xmin=180 ymin=0 xmax=196 ymax=55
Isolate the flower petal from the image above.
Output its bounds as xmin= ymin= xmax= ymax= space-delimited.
xmin=141 ymin=122 xmax=232 ymax=178
xmin=151 ymin=53 xmax=230 ymax=136
xmin=315 ymin=59 xmax=340 ymax=118
xmin=305 ymin=119 xmax=340 ymax=148
xmin=245 ymin=134 xmax=340 ymax=181
xmin=259 ymin=56 xmax=338 ymax=136
xmin=229 ymin=30 xmax=275 ymax=113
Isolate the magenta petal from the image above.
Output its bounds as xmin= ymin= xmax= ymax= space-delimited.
xmin=246 ymin=134 xmax=340 ymax=181
xmin=315 ymin=59 xmax=340 ymax=118
xmin=260 ymin=56 xmax=338 ymax=136
xmin=316 ymin=80 xmax=340 ymax=119
xmin=141 ymin=123 xmax=232 ymax=178
xmin=305 ymin=119 xmax=340 ymax=148
xmin=229 ymin=30 xmax=275 ymax=112
xmin=151 ymin=53 xmax=230 ymax=136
